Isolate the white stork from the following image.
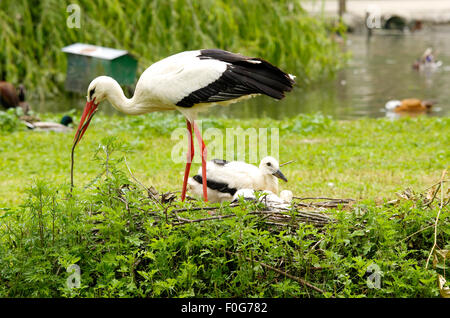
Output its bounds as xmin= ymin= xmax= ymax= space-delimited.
xmin=72 ymin=49 xmax=295 ymax=202
xmin=187 ymin=156 xmax=288 ymax=203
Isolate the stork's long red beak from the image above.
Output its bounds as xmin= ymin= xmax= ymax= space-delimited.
xmin=73 ymin=98 xmax=98 ymax=147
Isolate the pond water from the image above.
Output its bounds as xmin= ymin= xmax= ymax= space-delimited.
xmin=32 ymin=25 xmax=450 ymax=120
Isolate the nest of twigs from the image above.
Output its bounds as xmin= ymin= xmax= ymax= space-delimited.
xmin=85 ymin=158 xmax=355 ymax=230
xmin=139 ymin=186 xmax=354 ymax=229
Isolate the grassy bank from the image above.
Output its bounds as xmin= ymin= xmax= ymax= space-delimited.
xmin=0 ymin=0 xmax=345 ymax=98
xmin=0 ymin=112 xmax=449 ymax=297
xmin=1 ymin=112 xmax=448 ymax=207
xmin=0 ymin=113 xmax=448 ymax=297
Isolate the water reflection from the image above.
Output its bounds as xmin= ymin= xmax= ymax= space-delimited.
xmin=31 ymin=25 xmax=450 ymax=120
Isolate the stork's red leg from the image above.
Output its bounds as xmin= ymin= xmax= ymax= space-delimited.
xmin=181 ymin=120 xmax=194 ymax=202
xmin=192 ymin=121 xmax=208 ymax=202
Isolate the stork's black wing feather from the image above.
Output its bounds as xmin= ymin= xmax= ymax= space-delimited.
xmin=192 ymin=175 xmax=237 ymax=195
xmin=176 ymin=49 xmax=295 ymax=108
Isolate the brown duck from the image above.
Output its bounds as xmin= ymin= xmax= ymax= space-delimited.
xmin=385 ymin=99 xmax=434 ymax=113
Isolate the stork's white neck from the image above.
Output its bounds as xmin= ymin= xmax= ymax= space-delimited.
xmin=262 ymin=174 xmax=279 ymax=194
xmin=100 ymin=79 xmax=145 ymax=115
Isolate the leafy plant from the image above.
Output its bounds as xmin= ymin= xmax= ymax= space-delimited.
xmin=0 ymin=137 xmax=447 ymax=297
xmin=0 ymin=109 xmax=21 ymax=133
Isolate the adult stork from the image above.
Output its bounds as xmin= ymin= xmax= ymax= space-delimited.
xmin=73 ymin=49 xmax=295 ymax=201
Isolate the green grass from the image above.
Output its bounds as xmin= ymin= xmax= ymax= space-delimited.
xmin=0 ymin=113 xmax=448 ymax=298
xmin=0 ymin=0 xmax=345 ymax=98
xmin=0 ymin=112 xmax=448 ymax=207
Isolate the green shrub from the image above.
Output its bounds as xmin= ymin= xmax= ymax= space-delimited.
xmin=0 ymin=109 xmax=21 ymax=133
xmin=0 ymin=137 xmax=447 ymax=297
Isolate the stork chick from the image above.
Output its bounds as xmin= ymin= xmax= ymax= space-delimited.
xmin=188 ymin=156 xmax=288 ymax=203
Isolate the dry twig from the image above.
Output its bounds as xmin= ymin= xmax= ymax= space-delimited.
xmin=70 ymin=109 xmax=98 ymax=191
xmin=426 ymin=170 xmax=447 ymax=269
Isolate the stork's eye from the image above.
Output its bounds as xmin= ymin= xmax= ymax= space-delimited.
xmin=89 ymin=87 xmax=96 ymax=100
xmin=267 ymin=162 xmax=272 ymax=166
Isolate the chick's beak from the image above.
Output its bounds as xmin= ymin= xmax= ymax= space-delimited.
xmin=273 ymin=169 xmax=288 ymax=182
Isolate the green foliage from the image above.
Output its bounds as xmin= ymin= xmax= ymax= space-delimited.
xmin=0 ymin=137 xmax=447 ymax=297
xmin=0 ymin=109 xmax=21 ymax=133
xmin=282 ymin=112 xmax=334 ymax=134
xmin=0 ymin=0 xmax=345 ymax=98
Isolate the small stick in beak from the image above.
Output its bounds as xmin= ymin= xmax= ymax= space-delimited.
xmin=280 ymin=160 xmax=295 ymax=167
xmin=70 ymin=102 xmax=98 ymax=191
xmin=73 ymin=99 xmax=98 ymax=147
